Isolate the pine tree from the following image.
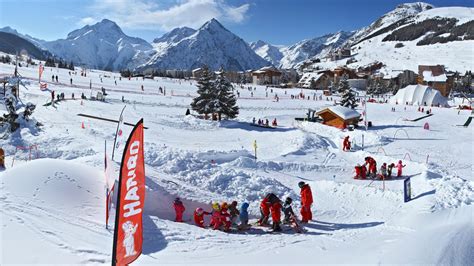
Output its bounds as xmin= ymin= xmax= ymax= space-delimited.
xmin=214 ymin=69 xmax=239 ymax=120
xmin=340 ymin=88 xmax=358 ymax=109
xmin=190 ymin=66 xmax=216 ymax=119
xmin=337 ymin=74 xmax=350 ymax=93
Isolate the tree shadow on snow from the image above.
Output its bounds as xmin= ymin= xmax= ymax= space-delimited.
xmin=219 ymin=120 xmax=295 ymax=132
xmin=305 ymin=220 xmax=384 ymax=232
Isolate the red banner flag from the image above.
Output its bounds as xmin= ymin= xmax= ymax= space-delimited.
xmin=112 ymin=119 xmax=145 ymax=266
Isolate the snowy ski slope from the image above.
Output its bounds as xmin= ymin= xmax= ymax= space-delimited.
xmin=0 ymin=59 xmax=472 ymax=265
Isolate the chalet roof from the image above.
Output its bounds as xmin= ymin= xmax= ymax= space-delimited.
xmin=418 ymin=65 xmax=445 ymax=76
xmin=422 ymin=70 xmax=447 ymax=82
xmin=316 ymin=106 xmax=361 ymax=120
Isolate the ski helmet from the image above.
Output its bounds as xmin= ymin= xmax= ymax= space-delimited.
xmin=212 ymin=202 xmax=220 ymax=211
xmin=221 ymin=202 xmax=228 ymax=210
xmin=231 ymin=201 xmax=238 ymax=206
xmin=285 ymin=197 xmax=293 ymax=204
xmin=196 ymin=208 xmax=204 ymax=215
xmin=298 ymin=181 xmax=305 ymax=188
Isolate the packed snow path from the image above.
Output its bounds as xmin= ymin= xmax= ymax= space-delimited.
xmin=0 ymin=62 xmax=473 ymax=264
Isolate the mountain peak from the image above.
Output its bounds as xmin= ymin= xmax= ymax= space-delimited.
xmin=396 ymin=2 xmax=434 ymax=12
xmin=153 ymin=27 xmax=196 ymax=43
xmin=200 ymin=18 xmax=226 ymax=31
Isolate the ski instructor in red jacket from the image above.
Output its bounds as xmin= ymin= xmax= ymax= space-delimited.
xmin=298 ymin=181 xmax=313 ymax=223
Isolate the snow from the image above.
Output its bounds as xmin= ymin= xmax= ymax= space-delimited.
xmin=323 ymin=105 xmax=361 ymax=120
xmin=422 ymin=70 xmax=447 ymax=82
xmin=0 ymin=53 xmax=473 ymax=264
xmin=389 ymin=84 xmax=448 ymax=106
xmin=416 ymin=6 xmax=474 ymax=24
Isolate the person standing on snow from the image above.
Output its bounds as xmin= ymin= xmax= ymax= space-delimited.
xmin=173 ymin=198 xmax=185 ymax=222
xmin=271 ymin=199 xmax=282 ymax=232
xmin=299 ymin=181 xmax=313 ymax=223
xmin=220 ymin=202 xmax=232 ymax=232
xmin=343 ymin=136 xmax=351 ymax=151
xmin=396 ymin=160 xmax=406 ymax=177
xmin=258 ymin=193 xmax=276 ymax=226
xmin=282 ymin=197 xmax=295 ymax=224
xmin=387 ymin=163 xmax=395 ymax=178
xmin=364 ymin=157 xmax=377 ymax=178
xmin=194 ymin=207 xmax=211 ymax=228
xmin=238 ymin=202 xmax=250 ymax=230
xmin=379 ymin=163 xmax=388 ymax=180
xmin=210 ymin=202 xmax=222 ymax=230
xmin=228 ymin=201 xmax=240 ymax=226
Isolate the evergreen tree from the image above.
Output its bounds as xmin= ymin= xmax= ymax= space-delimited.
xmin=213 ymin=69 xmax=239 ymax=120
xmin=340 ymin=88 xmax=358 ymax=109
xmin=68 ymin=61 xmax=75 ymax=70
xmin=190 ymin=66 xmax=216 ymax=119
xmin=337 ymin=74 xmax=350 ymax=93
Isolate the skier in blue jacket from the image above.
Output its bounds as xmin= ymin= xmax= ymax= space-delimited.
xmin=238 ymin=202 xmax=250 ymax=230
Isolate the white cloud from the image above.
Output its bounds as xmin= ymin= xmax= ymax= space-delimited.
xmin=79 ymin=0 xmax=251 ymax=31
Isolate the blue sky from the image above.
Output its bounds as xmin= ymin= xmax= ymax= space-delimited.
xmin=0 ymin=0 xmax=472 ymax=45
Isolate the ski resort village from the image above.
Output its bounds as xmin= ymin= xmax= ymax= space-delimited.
xmin=0 ymin=0 xmax=473 ymax=265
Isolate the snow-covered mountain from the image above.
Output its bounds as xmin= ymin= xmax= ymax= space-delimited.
xmin=250 ymin=31 xmax=354 ymax=69
xmin=308 ymin=4 xmax=474 ymax=74
xmin=249 ymin=40 xmax=284 ymax=67
xmin=349 ymin=2 xmax=434 ymax=44
xmin=153 ymin=27 xmax=196 ymax=44
xmin=140 ymin=19 xmax=270 ymax=71
xmin=279 ymin=31 xmax=354 ymax=69
xmin=43 ymin=19 xmax=152 ymax=70
xmin=0 ymin=26 xmax=47 ymax=49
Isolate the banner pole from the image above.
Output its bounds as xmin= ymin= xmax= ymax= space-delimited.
xmin=112 ymin=105 xmax=126 ymax=161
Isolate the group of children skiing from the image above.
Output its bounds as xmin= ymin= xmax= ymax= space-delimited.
xmin=172 ymin=181 xmax=313 ymax=233
xmin=354 ymin=157 xmax=406 ymax=180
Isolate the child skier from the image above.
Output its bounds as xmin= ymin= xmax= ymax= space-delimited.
xmin=220 ymin=202 xmax=232 ymax=232
xmin=282 ymin=197 xmax=295 ymax=224
xmin=379 ymin=163 xmax=387 ymax=180
xmin=258 ymin=194 xmax=272 ymax=225
xmin=238 ymin=202 xmax=250 ymax=230
xmin=396 ymin=160 xmax=406 ymax=177
xmin=210 ymin=202 xmax=222 ymax=230
xmin=343 ymin=136 xmax=351 ymax=151
xmin=193 ymin=207 xmax=211 ymax=228
xmin=173 ymin=198 xmax=185 ymax=222
xmin=228 ymin=201 xmax=240 ymax=226
xmin=387 ymin=163 xmax=395 ymax=179
xmin=364 ymin=157 xmax=377 ymax=178
xmin=271 ymin=200 xmax=282 ymax=232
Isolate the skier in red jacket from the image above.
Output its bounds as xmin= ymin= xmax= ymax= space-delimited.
xmin=271 ymin=200 xmax=282 ymax=232
xmin=299 ymin=181 xmax=313 ymax=223
xmin=343 ymin=136 xmax=351 ymax=151
xmin=193 ymin=207 xmax=211 ymax=228
xmin=258 ymin=194 xmax=274 ymax=225
xmin=220 ymin=202 xmax=232 ymax=232
xmin=173 ymin=198 xmax=185 ymax=222
xmin=364 ymin=157 xmax=377 ymax=178
xmin=210 ymin=202 xmax=222 ymax=230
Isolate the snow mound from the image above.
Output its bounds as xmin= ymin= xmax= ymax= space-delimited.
xmin=389 ymin=84 xmax=448 ymax=106
xmin=433 ymin=176 xmax=474 ymax=210
xmin=145 ymin=146 xmax=296 ymax=213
